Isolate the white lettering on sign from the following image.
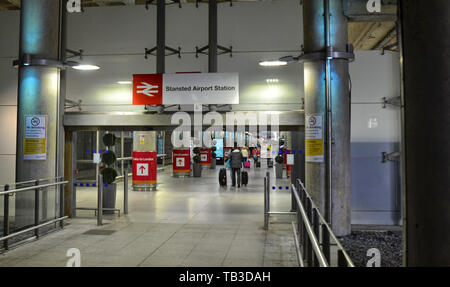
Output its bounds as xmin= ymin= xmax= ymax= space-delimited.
xmin=67 ymin=0 xmax=82 ymax=13
xmin=137 ymin=82 xmax=159 ymax=97
xmin=366 ymin=0 xmax=381 ymax=13
xmin=163 ymin=73 xmax=239 ymax=105
xmin=137 ymin=163 xmax=149 ymax=176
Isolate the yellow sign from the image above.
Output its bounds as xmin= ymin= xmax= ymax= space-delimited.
xmin=306 ymin=139 xmax=323 ymax=157
xmin=24 ymin=139 xmax=46 ymax=155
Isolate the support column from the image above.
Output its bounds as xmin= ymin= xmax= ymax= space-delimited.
xmin=400 ymin=0 xmax=450 ymax=266
xmin=290 ymin=129 xmax=306 ymax=211
xmin=64 ymin=131 xmax=76 ymax=218
xmin=156 ymin=0 xmax=165 ymax=74
xmin=209 ymin=0 xmax=218 ymax=73
xmin=15 ymin=0 xmax=66 ymax=228
xmin=303 ymin=0 xmax=351 ymax=236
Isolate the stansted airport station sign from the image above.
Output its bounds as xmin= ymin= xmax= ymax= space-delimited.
xmin=133 ymin=73 xmax=239 ymax=105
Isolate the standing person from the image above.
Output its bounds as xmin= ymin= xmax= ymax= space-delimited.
xmin=230 ymin=143 xmax=243 ymax=187
xmin=252 ymin=146 xmax=260 ymax=165
xmin=241 ymin=146 xmax=249 ymax=163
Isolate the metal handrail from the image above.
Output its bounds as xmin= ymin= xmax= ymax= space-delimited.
xmin=296 ymin=179 xmax=354 ymax=266
xmin=292 ymin=179 xmax=355 ymax=267
xmin=0 ymin=216 xmax=68 ymax=242
xmin=0 ymin=176 xmax=63 ymax=189
xmin=1 ymin=177 xmax=68 ymax=250
xmin=291 ymin=184 xmax=328 ymax=267
xmin=0 ymin=181 xmax=68 ymax=196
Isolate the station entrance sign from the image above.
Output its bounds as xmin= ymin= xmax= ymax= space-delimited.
xmin=133 ymin=73 xmax=239 ymax=105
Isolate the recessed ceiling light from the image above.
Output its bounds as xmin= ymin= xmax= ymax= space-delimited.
xmin=266 ymin=78 xmax=279 ymax=84
xmin=117 ymin=81 xmax=132 ymax=85
xmin=72 ymin=64 xmax=100 ymax=71
xmin=259 ymin=60 xmax=287 ymax=67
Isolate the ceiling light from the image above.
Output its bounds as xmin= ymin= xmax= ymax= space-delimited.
xmin=117 ymin=81 xmax=132 ymax=85
xmin=259 ymin=60 xmax=287 ymax=67
xmin=72 ymin=64 xmax=100 ymax=71
xmin=266 ymin=78 xmax=279 ymax=84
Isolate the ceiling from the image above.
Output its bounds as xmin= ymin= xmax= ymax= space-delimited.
xmin=0 ymin=0 xmax=398 ymax=51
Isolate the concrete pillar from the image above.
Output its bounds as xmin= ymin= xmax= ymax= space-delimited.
xmin=400 ymin=0 xmax=450 ymax=266
xmin=290 ymin=129 xmax=306 ymax=211
xmin=15 ymin=0 xmax=65 ymax=228
xmin=303 ymin=0 xmax=351 ymax=236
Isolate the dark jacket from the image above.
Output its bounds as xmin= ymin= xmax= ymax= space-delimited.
xmin=230 ymin=149 xmax=243 ymax=169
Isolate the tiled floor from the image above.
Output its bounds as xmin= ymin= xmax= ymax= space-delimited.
xmin=0 ymin=165 xmax=298 ymax=267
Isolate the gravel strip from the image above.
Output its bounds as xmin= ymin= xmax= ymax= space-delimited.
xmin=339 ymin=230 xmax=402 ymax=267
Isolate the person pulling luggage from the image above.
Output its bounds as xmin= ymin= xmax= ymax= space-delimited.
xmin=230 ymin=142 xmax=243 ymax=188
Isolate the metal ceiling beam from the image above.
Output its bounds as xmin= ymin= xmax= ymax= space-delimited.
xmin=64 ymin=111 xmax=305 ymax=128
xmin=373 ymin=26 xmax=397 ymax=50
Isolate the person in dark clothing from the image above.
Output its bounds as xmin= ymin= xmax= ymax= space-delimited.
xmin=229 ymin=143 xmax=243 ymax=187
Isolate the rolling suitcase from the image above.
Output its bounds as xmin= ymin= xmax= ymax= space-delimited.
xmin=241 ymin=171 xmax=248 ymax=186
xmin=244 ymin=161 xmax=251 ymax=168
xmin=267 ymin=159 xmax=274 ymax=168
xmin=255 ymin=161 xmax=261 ymax=168
xmin=219 ymin=168 xmax=227 ymax=186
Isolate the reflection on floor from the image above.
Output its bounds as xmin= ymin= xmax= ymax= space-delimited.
xmin=0 ymin=165 xmax=298 ymax=267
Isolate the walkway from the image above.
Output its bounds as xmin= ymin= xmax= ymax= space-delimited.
xmin=0 ymin=165 xmax=298 ymax=267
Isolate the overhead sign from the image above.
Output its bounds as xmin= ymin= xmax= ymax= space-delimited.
xmin=133 ymin=73 xmax=239 ymax=105
xmin=305 ymin=114 xmax=324 ymax=163
xmin=24 ymin=115 xmax=47 ymax=160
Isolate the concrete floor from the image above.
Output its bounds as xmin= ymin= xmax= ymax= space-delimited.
xmin=0 ymin=165 xmax=299 ymax=267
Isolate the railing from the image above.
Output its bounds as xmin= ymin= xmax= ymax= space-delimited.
xmin=263 ymin=172 xmax=296 ymax=230
xmin=75 ymin=169 xmax=129 ymax=225
xmin=0 ymin=177 xmax=68 ymax=250
xmin=291 ymin=179 xmax=354 ymax=267
xmin=263 ymin=174 xmax=354 ymax=267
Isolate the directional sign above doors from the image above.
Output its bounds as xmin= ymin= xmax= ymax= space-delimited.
xmin=133 ymin=73 xmax=239 ymax=105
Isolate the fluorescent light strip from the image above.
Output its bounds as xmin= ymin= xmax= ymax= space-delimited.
xmin=72 ymin=65 xmax=100 ymax=71
xmin=259 ymin=60 xmax=287 ymax=67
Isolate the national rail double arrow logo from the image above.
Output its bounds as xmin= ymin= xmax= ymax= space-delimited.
xmin=137 ymin=82 xmax=159 ymax=97
xmin=133 ymin=74 xmax=163 ymax=105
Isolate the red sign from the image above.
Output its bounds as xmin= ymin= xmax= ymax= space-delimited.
xmin=132 ymin=151 xmax=157 ymax=184
xmin=133 ymin=74 xmax=163 ymax=105
xmin=173 ymin=149 xmax=190 ymax=173
xmin=200 ymin=148 xmax=211 ymax=166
